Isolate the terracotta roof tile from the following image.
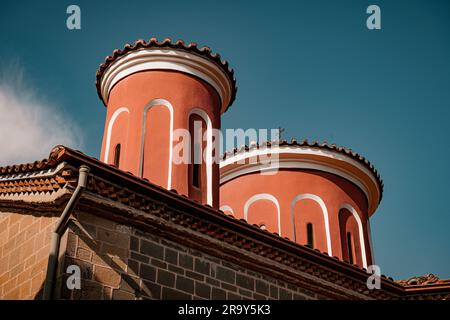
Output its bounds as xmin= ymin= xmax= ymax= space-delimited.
xmin=0 ymin=145 xmax=72 ymax=176
xmin=397 ymin=274 xmax=450 ymax=286
xmin=0 ymin=159 xmax=54 ymax=175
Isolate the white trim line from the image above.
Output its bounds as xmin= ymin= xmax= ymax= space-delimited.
xmin=244 ymin=193 xmax=281 ymax=235
xmin=339 ymin=203 xmax=368 ymax=269
xmin=221 ymin=146 xmax=378 ymax=189
xmin=99 ymin=49 xmax=233 ymax=113
xmin=188 ymin=108 xmax=213 ymax=206
xmin=139 ymin=99 xmax=174 ymax=190
xmin=103 ymin=107 xmax=130 ymax=163
xmin=0 ymin=162 xmax=67 ymax=182
xmin=220 ymin=146 xmax=381 ymax=214
xmin=221 ymin=159 xmax=370 ymax=201
xmin=291 ymin=193 xmax=333 ymax=256
xmin=366 ymin=218 xmax=375 ymax=265
xmin=219 ymin=205 xmax=234 ymax=215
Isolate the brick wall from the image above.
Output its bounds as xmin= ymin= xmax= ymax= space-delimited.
xmin=57 ymin=211 xmax=319 ymax=300
xmin=0 ymin=211 xmax=57 ymax=299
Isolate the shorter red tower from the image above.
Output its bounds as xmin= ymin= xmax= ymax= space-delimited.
xmin=96 ymin=39 xmax=236 ymax=208
xmin=219 ymin=140 xmax=383 ymax=268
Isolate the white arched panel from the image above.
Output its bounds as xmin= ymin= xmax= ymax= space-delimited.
xmin=219 ymin=205 xmax=234 ymax=215
xmin=291 ymin=193 xmax=332 ymax=256
xmin=188 ymin=108 xmax=213 ymax=206
xmin=104 ymin=107 xmax=130 ymax=164
xmin=139 ymin=99 xmax=174 ymax=190
xmin=244 ymin=193 xmax=281 ymax=235
xmin=339 ymin=203 xmax=368 ymax=269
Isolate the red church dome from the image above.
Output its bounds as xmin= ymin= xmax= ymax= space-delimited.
xmin=219 ymin=139 xmax=383 ymax=268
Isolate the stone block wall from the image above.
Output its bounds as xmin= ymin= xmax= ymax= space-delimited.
xmin=57 ymin=211 xmax=320 ymax=300
xmin=0 ymin=211 xmax=57 ymax=299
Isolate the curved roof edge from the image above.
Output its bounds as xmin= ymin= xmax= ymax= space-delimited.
xmin=220 ymin=139 xmax=383 ymax=215
xmin=95 ymin=37 xmax=237 ymax=113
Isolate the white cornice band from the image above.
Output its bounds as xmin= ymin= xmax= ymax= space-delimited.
xmin=220 ymin=146 xmax=381 ymax=215
xmin=99 ymin=48 xmax=233 ymax=114
xmin=0 ymin=162 xmax=67 ymax=182
xmin=221 ymin=158 xmax=371 ymax=200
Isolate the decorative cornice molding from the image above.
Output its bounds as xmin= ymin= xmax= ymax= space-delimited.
xmin=96 ymin=38 xmax=237 ymax=114
xmin=220 ymin=141 xmax=382 ymax=216
xmin=0 ymin=162 xmax=66 ymax=182
xmin=0 ymin=165 xmax=76 ymax=197
xmin=398 ymin=274 xmax=450 ymax=286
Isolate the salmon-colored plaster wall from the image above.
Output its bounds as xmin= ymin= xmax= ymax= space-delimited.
xmin=220 ymin=169 xmax=373 ymax=267
xmin=142 ymin=106 xmax=171 ymax=187
xmin=246 ymin=199 xmax=279 ymax=233
xmin=293 ymin=199 xmax=328 ymax=254
xmin=339 ymin=208 xmax=363 ymax=266
xmin=100 ymin=70 xmax=221 ymax=208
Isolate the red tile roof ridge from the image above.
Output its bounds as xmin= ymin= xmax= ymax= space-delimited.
xmin=0 ymin=158 xmax=55 ymax=175
xmin=397 ymin=273 xmax=450 ymax=286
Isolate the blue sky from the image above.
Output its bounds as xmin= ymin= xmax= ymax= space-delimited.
xmin=0 ymin=0 xmax=449 ymax=280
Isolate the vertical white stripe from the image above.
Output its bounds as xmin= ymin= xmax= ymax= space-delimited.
xmin=340 ymin=203 xmax=368 ymax=269
xmin=103 ymin=107 xmax=130 ymax=164
xmin=367 ymin=219 xmax=375 ymax=265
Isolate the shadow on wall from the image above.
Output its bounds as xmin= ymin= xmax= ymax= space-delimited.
xmin=33 ymin=207 xmax=321 ymax=300
xmin=35 ymin=212 xmax=151 ymax=300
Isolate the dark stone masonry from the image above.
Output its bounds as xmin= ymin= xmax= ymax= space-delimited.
xmin=57 ymin=211 xmax=319 ymax=300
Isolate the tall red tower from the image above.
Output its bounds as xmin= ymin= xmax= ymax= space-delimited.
xmin=96 ymin=38 xmax=236 ymax=208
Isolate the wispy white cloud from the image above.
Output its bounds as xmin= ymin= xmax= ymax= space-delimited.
xmin=0 ymin=65 xmax=83 ymax=166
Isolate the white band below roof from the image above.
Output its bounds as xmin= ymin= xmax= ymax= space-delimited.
xmin=99 ymin=48 xmax=233 ymax=113
xmin=220 ymin=146 xmax=381 ymax=214
xmin=221 ymin=146 xmax=378 ymax=186
xmin=221 ymin=158 xmax=371 ymax=201
xmin=0 ymin=162 xmax=66 ymax=182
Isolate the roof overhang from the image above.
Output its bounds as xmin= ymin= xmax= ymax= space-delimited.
xmin=96 ymin=38 xmax=236 ymax=114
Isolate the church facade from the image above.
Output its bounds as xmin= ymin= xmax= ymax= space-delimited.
xmin=0 ymin=38 xmax=448 ymax=300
